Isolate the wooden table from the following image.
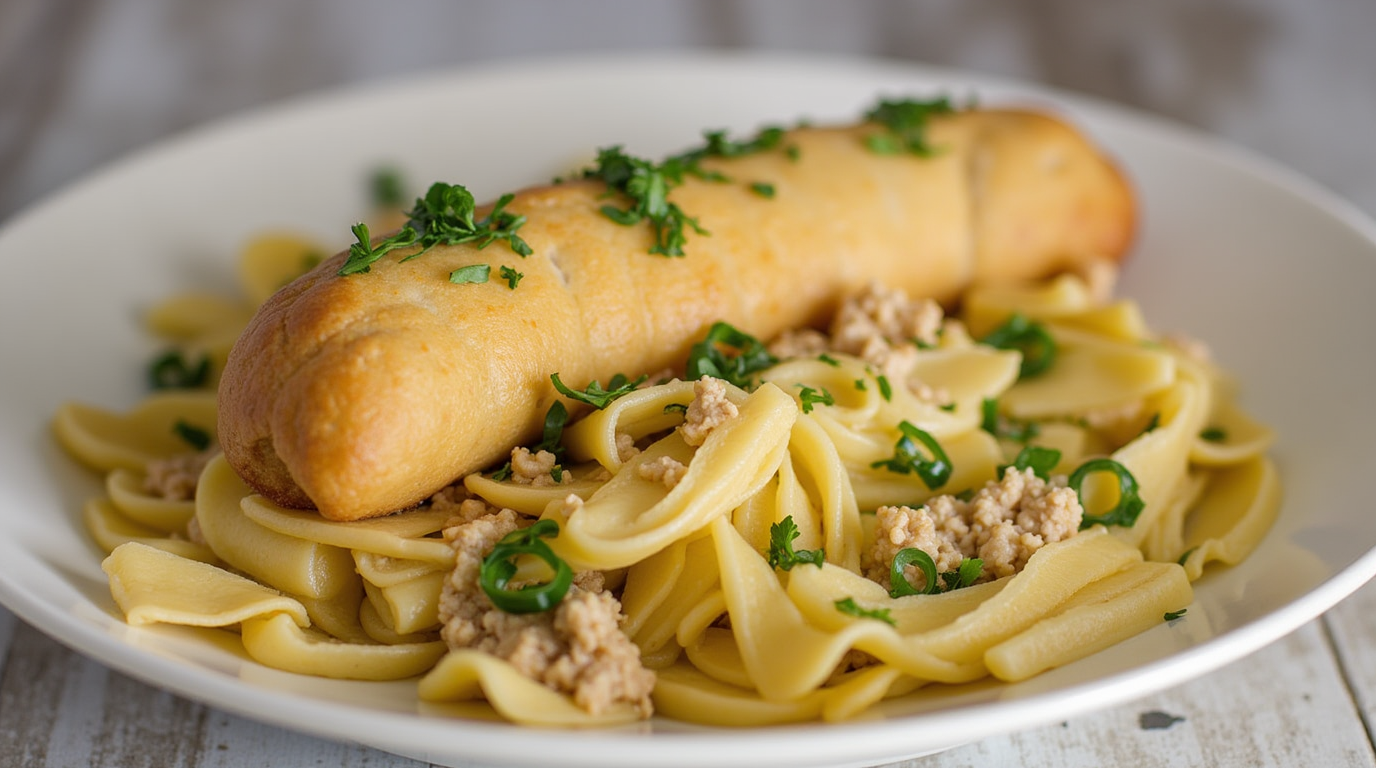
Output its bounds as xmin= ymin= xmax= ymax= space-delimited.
xmin=4 ymin=2 xmax=1376 ymax=766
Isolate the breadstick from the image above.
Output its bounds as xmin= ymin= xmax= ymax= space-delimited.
xmin=218 ymin=107 xmax=1135 ymax=521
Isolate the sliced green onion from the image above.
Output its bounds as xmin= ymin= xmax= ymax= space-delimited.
xmin=478 ymin=520 xmax=574 ymax=614
xmin=870 ymin=421 xmax=952 ymax=490
xmin=1070 ymin=458 xmax=1146 ymax=529
xmin=889 ymin=547 xmax=939 ymax=597
xmin=981 ymin=313 xmax=1057 ymax=378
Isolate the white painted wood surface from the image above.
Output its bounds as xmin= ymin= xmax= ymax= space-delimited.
xmin=3 ymin=1 xmax=1375 ymax=766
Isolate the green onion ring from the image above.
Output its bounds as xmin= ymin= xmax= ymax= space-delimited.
xmin=981 ymin=313 xmax=1057 ymax=378
xmin=478 ymin=520 xmax=574 ymax=614
xmin=1069 ymin=458 xmax=1146 ymax=530
xmin=889 ymin=547 xmax=940 ymax=597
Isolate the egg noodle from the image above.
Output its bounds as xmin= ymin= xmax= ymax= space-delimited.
xmin=54 ymin=232 xmax=1279 ymax=727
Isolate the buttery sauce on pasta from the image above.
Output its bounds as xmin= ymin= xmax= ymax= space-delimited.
xmin=55 ymin=232 xmax=1279 ymax=727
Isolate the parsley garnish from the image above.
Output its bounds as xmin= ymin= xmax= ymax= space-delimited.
xmin=1200 ymin=427 xmax=1228 ymax=443
xmin=1177 ymin=547 xmax=1197 ymax=567
xmin=581 ymin=146 xmax=707 ymax=257
xmin=449 ymin=264 xmax=490 ymax=285
xmin=876 ymin=375 xmax=893 ymax=401
xmin=535 ymin=401 xmax=569 ymax=457
xmin=749 ymin=181 xmax=776 ymax=198
xmin=663 ymin=403 xmax=689 ymax=415
xmin=863 ymin=97 xmax=956 ymax=156
xmin=870 ymin=421 xmax=952 ymax=490
xmin=148 ymin=350 xmax=210 ymax=390
xmin=498 ymin=265 xmax=523 ymax=289
xmin=817 ymin=354 xmax=841 ymax=367
xmin=551 ymin=372 xmax=646 ymax=410
xmin=369 ymin=166 xmax=406 ymax=208
xmin=795 ymin=384 xmax=835 ymax=414
xmin=834 ymin=597 xmax=896 ymax=626
xmin=172 ymin=420 xmax=212 ymax=451
xmin=685 ymin=322 xmax=778 ymax=389
xmin=1001 ymin=445 xmax=1062 ymax=481
xmin=766 ymin=516 xmax=825 ymax=571
xmin=1164 ymin=608 xmax=1188 ymax=622
xmin=888 ymin=547 xmax=983 ymax=597
xmin=340 ymin=183 xmax=532 ymax=276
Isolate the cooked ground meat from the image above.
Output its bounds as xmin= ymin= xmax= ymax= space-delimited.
xmin=437 ymin=508 xmax=655 ymax=716
xmin=637 ymin=455 xmax=689 ymax=489
xmin=680 ymin=377 xmax=739 ymax=447
xmin=508 ymin=447 xmax=571 ymax=486
xmin=867 ymin=466 xmax=1084 ymax=591
xmin=143 ymin=451 xmax=215 ymax=501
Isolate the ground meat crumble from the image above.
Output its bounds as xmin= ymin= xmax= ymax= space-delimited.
xmin=768 ymin=282 xmax=951 ymax=405
xmin=866 ymin=466 xmax=1084 ymax=591
xmin=637 ymin=455 xmax=689 ymax=489
xmin=508 ymin=446 xmax=571 ymax=486
xmin=679 ymin=377 xmax=739 ymax=447
xmin=437 ymin=507 xmax=655 ymax=717
xmin=143 ymin=450 xmax=215 ymax=501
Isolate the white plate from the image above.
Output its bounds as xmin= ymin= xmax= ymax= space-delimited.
xmin=3 ymin=51 xmax=1375 ymax=768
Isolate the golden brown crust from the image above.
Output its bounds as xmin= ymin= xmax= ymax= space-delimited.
xmin=217 ymin=109 xmax=1135 ymax=521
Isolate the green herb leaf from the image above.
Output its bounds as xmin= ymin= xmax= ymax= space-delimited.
xmin=1177 ymin=547 xmax=1197 ymax=567
xmin=1164 ymin=608 xmax=1188 ymax=622
xmin=148 ymin=350 xmax=211 ymax=390
xmin=766 ymin=516 xmax=825 ymax=571
xmin=795 ymin=384 xmax=835 ymax=414
xmin=863 ymin=97 xmax=956 ymax=156
xmin=172 ymin=420 xmax=211 ymax=451
xmin=817 ymin=354 xmax=840 ymax=367
xmin=478 ymin=519 xmax=573 ymax=614
xmin=498 ymin=265 xmax=523 ymax=289
xmin=749 ymin=181 xmax=776 ymax=198
xmin=1070 ymin=458 xmax=1146 ymax=529
xmin=876 ymin=375 xmax=893 ymax=401
xmin=834 ymin=597 xmax=896 ymax=626
xmin=1200 ymin=426 xmax=1228 ymax=443
xmin=981 ymin=313 xmax=1057 ymax=378
xmin=340 ymin=183 xmax=532 ymax=277
xmin=1001 ymin=445 xmax=1063 ymax=481
xmin=450 ymin=264 xmax=491 ymax=284
xmin=369 ymin=166 xmax=406 ymax=208
xmin=941 ymin=558 xmax=984 ymax=591
xmin=582 ymin=146 xmax=707 ymax=257
xmin=685 ymin=321 xmax=778 ymax=389
xmin=663 ymin=403 xmax=689 ymax=415
xmin=870 ymin=421 xmax=953 ymax=490
xmin=491 ymin=462 xmax=513 ymax=482
xmin=535 ymin=401 xmax=569 ymax=457
xmin=551 ymin=372 xmax=647 ymax=410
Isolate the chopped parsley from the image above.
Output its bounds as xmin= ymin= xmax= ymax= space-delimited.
xmin=1200 ymin=427 xmax=1228 ymax=443
xmin=551 ymin=372 xmax=647 ymax=410
xmin=1164 ymin=608 xmax=1188 ymax=622
xmin=888 ymin=547 xmax=983 ymax=597
xmin=766 ymin=516 xmax=825 ymax=571
xmin=795 ymin=384 xmax=835 ymax=414
xmin=685 ymin=321 xmax=778 ymax=390
xmin=749 ymin=181 xmax=776 ymax=198
xmin=582 ymin=146 xmax=707 ymax=257
xmin=834 ymin=597 xmax=896 ymax=626
xmin=449 ymin=264 xmax=490 ymax=285
xmin=1001 ymin=445 xmax=1062 ymax=481
xmin=863 ymin=97 xmax=956 ymax=156
xmin=172 ymin=420 xmax=212 ymax=451
xmin=498 ymin=265 xmax=523 ymax=289
xmin=148 ymin=350 xmax=210 ymax=390
xmin=340 ymin=182 xmax=532 ymax=277
xmin=876 ymin=375 xmax=893 ymax=401
xmin=369 ymin=166 xmax=407 ymax=208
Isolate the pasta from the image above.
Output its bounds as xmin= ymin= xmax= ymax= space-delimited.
xmin=55 ymin=230 xmax=1279 ymax=728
